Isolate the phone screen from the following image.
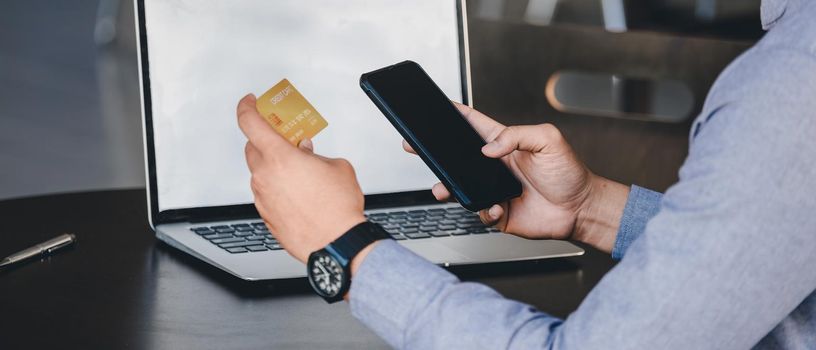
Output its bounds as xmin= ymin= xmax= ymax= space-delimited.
xmin=361 ymin=61 xmax=521 ymax=210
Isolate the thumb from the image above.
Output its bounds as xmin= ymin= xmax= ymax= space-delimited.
xmin=454 ymin=102 xmax=505 ymax=141
xmin=237 ymin=93 xmax=297 ymax=155
xmin=298 ymin=138 xmax=314 ymax=153
xmin=481 ymin=124 xmax=563 ymax=158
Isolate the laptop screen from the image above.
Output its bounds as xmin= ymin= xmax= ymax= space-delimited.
xmin=143 ymin=1 xmax=466 ymax=212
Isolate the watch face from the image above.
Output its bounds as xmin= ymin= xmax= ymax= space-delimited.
xmin=307 ymin=250 xmax=346 ymax=299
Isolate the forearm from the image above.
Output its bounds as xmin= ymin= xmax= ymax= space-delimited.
xmin=348 ymin=240 xmax=565 ymax=349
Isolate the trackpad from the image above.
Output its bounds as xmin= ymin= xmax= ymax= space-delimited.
xmin=400 ymin=240 xmax=470 ymax=265
xmin=441 ymin=234 xmax=583 ymax=262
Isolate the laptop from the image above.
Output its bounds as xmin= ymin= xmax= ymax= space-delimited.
xmin=135 ymin=0 xmax=583 ymax=280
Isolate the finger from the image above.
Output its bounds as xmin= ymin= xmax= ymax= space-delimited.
xmin=453 ymin=102 xmax=506 ymax=141
xmin=236 ymin=94 xmax=294 ymax=154
xmin=295 ymin=138 xmax=333 ymax=162
xmin=298 ymin=138 xmax=314 ymax=153
xmin=478 ymin=204 xmax=503 ymax=226
xmin=402 ymin=140 xmax=416 ymax=154
xmin=244 ymin=142 xmax=263 ymax=170
xmin=312 ymin=152 xmax=333 ymax=162
xmin=479 ymin=204 xmax=509 ymax=230
xmin=481 ymin=124 xmax=562 ymax=158
xmin=431 ymin=183 xmax=451 ymax=202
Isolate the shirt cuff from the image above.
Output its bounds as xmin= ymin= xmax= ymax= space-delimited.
xmin=612 ymin=185 xmax=663 ymax=260
xmin=348 ymin=239 xmax=458 ymax=347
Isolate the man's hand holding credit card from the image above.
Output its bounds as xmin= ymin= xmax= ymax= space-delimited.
xmin=255 ymin=79 xmax=328 ymax=145
xmin=237 ymin=92 xmax=366 ymax=265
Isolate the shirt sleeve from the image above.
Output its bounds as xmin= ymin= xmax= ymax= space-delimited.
xmin=350 ymin=18 xmax=816 ymax=350
xmin=350 ymin=239 xmax=565 ymax=349
xmin=611 ymin=185 xmax=663 ymax=260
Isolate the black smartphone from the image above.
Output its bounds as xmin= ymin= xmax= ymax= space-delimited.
xmin=360 ymin=60 xmax=522 ymax=211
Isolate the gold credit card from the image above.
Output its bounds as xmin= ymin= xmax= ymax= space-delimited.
xmin=256 ymin=79 xmax=328 ymax=145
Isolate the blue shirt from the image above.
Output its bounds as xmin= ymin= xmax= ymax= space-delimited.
xmin=349 ymin=0 xmax=816 ymax=348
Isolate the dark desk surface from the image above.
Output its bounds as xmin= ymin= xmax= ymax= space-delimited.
xmin=0 ymin=189 xmax=615 ymax=349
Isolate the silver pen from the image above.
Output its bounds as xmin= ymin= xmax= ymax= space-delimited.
xmin=0 ymin=233 xmax=76 ymax=268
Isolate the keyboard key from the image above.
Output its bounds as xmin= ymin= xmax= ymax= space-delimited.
xmin=457 ymin=217 xmax=481 ymax=223
xmin=438 ymin=224 xmax=456 ymax=230
xmin=388 ymin=217 xmax=407 ymax=223
xmin=231 ymin=223 xmax=251 ymax=228
xmin=211 ymin=237 xmax=245 ymax=244
xmin=382 ymin=224 xmax=400 ymax=230
xmin=203 ymin=233 xmax=234 ymax=240
xmin=407 ymin=217 xmax=425 ymax=222
xmin=219 ymin=240 xmax=264 ymax=248
xmin=488 ymin=228 xmax=501 ymax=233
xmin=427 ymin=209 xmax=446 ymax=214
xmin=246 ymin=245 xmax=268 ymax=252
xmin=215 ymin=228 xmax=236 ymax=233
xmin=419 ymin=225 xmax=437 ymax=232
xmin=236 ymin=227 xmax=254 ymax=232
xmin=389 ymin=233 xmax=407 ymax=240
xmin=251 ymin=222 xmax=266 ymax=227
xmin=402 ymin=223 xmax=419 ymax=229
xmin=389 ymin=211 xmax=407 ymax=216
xmin=246 ymin=235 xmax=267 ymax=241
xmin=408 ymin=209 xmax=427 ymax=215
xmin=439 ymin=220 xmax=457 ymax=225
xmin=400 ymin=228 xmax=418 ymax=234
xmin=226 ymin=247 xmax=248 ymax=254
xmin=449 ymin=229 xmax=469 ymax=236
xmin=263 ymin=238 xmax=278 ymax=244
xmin=468 ymin=228 xmax=489 ymax=234
xmin=211 ymin=225 xmax=231 ymax=230
xmin=426 ymin=215 xmax=444 ymax=221
xmin=267 ymin=243 xmax=283 ymax=250
xmin=234 ymin=231 xmax=254 ymax=237
xmin=191 ymin=227 xmax=212 ymax=233
xmin=457 ymin=222 xmax=483 ymax=229
xmin=385 ymin=228 xmax=400 ymax=234
xmin=369 ymin=213 xmax=388 ymax=218
xmin=404 ymin=232 xmax=431 ymax=239
xmin=429 ymin=231 xmax=450 ymax=237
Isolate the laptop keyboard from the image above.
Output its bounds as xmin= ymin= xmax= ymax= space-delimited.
xmin=190 ymin=222 xmax=280 ymax=254
xmin=190 ymin=206 xmax=498 ymax=254
xmin=367 ymin=207 xmax=499 ymax=240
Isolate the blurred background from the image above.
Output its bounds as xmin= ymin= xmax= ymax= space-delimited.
xmin=0 ymin=0 xmax=762 ymax=200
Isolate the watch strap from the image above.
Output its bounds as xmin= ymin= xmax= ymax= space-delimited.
xmin=329 ymin=221 xmax=391 ymax=263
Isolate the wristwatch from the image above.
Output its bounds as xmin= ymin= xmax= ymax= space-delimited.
xmin=307 ymin=221 xmax=392 ymax=303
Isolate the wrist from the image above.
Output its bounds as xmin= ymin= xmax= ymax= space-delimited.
xmin=315 ymin=214 xmax=367 ymax=257
xmin=350 ymin=240 xmax=379 ymax=276
xmin=342 ymin=234 xmax=382 ymax=301
xmin=573 ymin=175 xmax=630 ymax=253
xmin=309 ymin=220 xmax=388 ymax=303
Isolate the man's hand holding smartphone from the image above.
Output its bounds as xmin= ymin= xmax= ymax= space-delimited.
xmin=403 ymin=103 xmax=630 ymax=253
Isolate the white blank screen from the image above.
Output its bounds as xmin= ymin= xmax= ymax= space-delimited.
xmin=144 ymin=0 xmax=465 ymax=211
